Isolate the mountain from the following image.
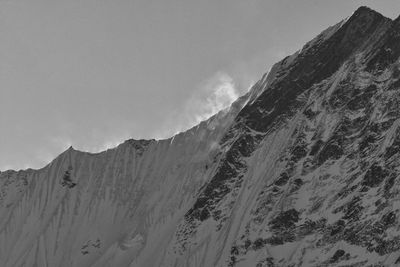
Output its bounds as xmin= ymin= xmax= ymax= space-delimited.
xmin=2 ymin=6 xmax=400 ymax=266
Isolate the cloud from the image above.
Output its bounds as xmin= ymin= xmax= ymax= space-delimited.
xmin=191 ymin=72 xmax=239 ymax=122
xmin=155 ymin=71 xmax=243 ymax=139
xmin=154 ymin=46 xmax=297 ymax=140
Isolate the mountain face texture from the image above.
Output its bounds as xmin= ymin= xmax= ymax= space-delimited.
xmin=4 ymin=6 xmax=400 ymax=267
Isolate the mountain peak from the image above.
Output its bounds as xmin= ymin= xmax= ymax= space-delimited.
xmin=4 ymin=6 xmax=400 ymax=267
xmin=351 ymin=6 xmax=387 ymax=20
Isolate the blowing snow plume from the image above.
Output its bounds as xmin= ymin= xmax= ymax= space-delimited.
xmin=5 ymin=6 xmax=400 ymax=267
xmin=157 ymin=72 xmax=242 ymax=138
xmin=193 ymin=72 xmax=239 ymax=121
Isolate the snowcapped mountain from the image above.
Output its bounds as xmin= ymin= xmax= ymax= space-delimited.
xmin=2 ymin=6 xmax=400 ymax=266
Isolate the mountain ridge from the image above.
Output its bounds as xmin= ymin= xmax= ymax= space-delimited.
xmin=0 ymin=6 xmax=388 ymax=173
xmin=2 ymin=6 xmax=400 ymax=266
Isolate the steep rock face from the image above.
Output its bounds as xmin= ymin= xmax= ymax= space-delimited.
xmin=0 ymin=96 xmax=248 ymax=267
xmin=2 ymin=6 xmax=400 ymax=267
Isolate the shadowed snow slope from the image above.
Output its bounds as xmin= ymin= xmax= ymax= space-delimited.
xmin=3 ymin=6 xmax=400 ymax=267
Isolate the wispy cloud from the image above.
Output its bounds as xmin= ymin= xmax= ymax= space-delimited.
xmin=155 ymin=71 xmax=243 ymax=139
xmin=191 ymin=72 xmax=239 ymax=122
xmin=153 ymin=46 xmax=296 ymax=140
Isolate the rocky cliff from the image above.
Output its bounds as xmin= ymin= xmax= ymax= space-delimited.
xmin=2 ymin=6 xmax=400 ymax=267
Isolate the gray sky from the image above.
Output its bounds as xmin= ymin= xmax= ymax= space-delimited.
xmin=1 ymin=0 xmax=400 ymax=170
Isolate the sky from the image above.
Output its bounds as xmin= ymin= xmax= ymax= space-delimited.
xmin=1 ymin=0 xmax=400 ymax=171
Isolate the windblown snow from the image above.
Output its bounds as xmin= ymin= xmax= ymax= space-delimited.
xmin=2 ymin=6 xmax=400 ymax=267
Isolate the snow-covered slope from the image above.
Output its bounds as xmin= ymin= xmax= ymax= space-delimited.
xmin=2 ymin=6 xmax=400 ymax=267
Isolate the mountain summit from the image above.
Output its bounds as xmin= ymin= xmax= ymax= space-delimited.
xmin=2 ymin=6 xmax=400 ymax=267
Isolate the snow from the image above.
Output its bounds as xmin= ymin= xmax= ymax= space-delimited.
xmin=2 ymin=7 xmax=400 ymax=267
